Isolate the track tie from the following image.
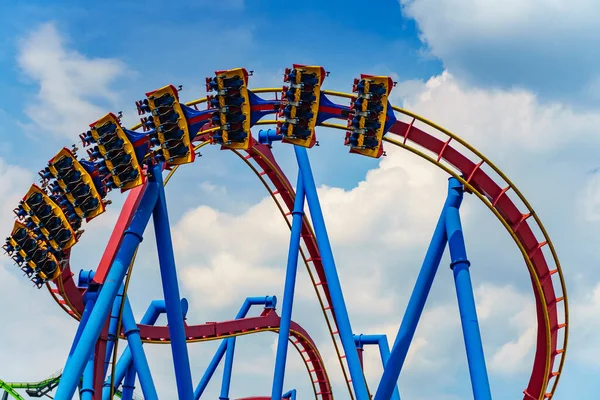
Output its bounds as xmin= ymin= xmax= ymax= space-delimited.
xmin=512 ymin=213 xmax=532 ymax=233
xmin=555 ymin=348 xmax=565 ymax=354
xmin=555 ymin=323 xmax=567 ymax=331
xmin=492 ymin=186 xmax=511 ymax=207
xmin=522 ymin=391 xmax=537 ymax=400
xmin=259 ymin=170 xmax=267 ymax=176
xmin=466 ymin=161 xmax=484 ymax=185
xmin=244 ymin=154 xmax=252 ymax=160
xmin=436 ymin=137 xmax=453 ymax=162
xmin=403 ymin=118 xmax=415 ymax=145
xmin=528 ymin=241 xmax=548 ymax=259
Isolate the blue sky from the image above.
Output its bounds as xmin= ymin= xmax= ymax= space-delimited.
xmin=1 ymin=0 xmax=600 ymax=399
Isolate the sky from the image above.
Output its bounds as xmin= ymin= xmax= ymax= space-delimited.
xmin=0 ymin=0 xmax=599 ymax=399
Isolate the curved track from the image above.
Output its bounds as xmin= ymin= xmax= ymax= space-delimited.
xmin=33 ymin=84 xmax=566 ymax=399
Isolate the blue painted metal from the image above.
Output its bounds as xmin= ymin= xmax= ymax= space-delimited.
xmin=80 ymin=354 xmax=95 ymax=400
xmin=271 ymin=171 xmax=306 ymax=400
xmin=294 ymin=146 xmax=369 ymax=399
xmin=195 ymin=296 xmax=276 ymax=400
xmin=67 ymin=289 xmax=97 ymax=361
xmin=220 ymin=337 xmax=235 ymax=400
xmin=283 ymin=389 xmax=297 ymax=400
xmin=105 ymin=300 xmax=168 ymax=399
xmin=121 ymin=365 xmax=137 ymax=400
xmin=151 ymin=163 xmax=194 ymax=400
xmin=354 ymin=335 xmax=399 ymax=400
xmin=104 ymin=283 xmax=125 ymax=377
xmin=55 ymin=183 xmax=159 ymax=400
xmin=445 ymin=178 xmax=492 ymax=400
xmin=121 ymin=299 xmax=159 ymax=400
xmin=258 ymin=129 xmax=283 ymax=147
xmin=374 ymin=178 xmax=455 ymax=400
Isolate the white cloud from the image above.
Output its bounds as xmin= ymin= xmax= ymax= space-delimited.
xmin=17 ymin=22 xmax=128 ymax=139
xmin=399 ymin=0 xmax=600 ymax=99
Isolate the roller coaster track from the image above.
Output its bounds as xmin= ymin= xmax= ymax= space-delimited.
xmin=43 ymin=87 xmax=566 ymax=400
xmin=0 ymin=369 xmax=61 ymax=400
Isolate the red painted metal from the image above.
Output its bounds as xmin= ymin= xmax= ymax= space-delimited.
xmin=93 ymin=183 xmax=147 ymax=284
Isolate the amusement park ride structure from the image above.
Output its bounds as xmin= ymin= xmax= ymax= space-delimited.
xmin=1 ymin=64 xmax=567 ymax=400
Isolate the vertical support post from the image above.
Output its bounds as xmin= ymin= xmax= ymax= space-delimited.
xmin=195 ymin=296 xmax=276 ymax=400
xmin=121 ymin=365 xmax=137 ymax=400
xmin=355 ymin=335 xmax=399 ymax=400
xmin=55 ymin=183 xmax=158 ymax=400
xmin=151 ymin=164 xmax=194 ymax=400
xmin=445 ymin=178 xmax=492 ymax=400
xmin=271 ymin=172 xmax=306 ymax=400
xmin=80 ymin=352 xmax=95 ymax=400
xmin=219 ymin=339 xmax=235 ymax=400
xmin=294 ymin=146 xmax=369 ymax=399
xmin=375 ymin=178 xmax=454 ymax=400
xmin=104 ymin=284 xmax=125 ymax=377
xmin=120 ymin=298 xmax=159 ymax=400
xmin=105 ymin=300 xmax=167 ymax=399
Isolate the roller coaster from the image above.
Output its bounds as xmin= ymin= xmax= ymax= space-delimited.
xmin=1 ymin=65 xmax=567 ymax=400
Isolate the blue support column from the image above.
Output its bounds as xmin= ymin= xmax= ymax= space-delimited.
xmin=105 ymin=300 xmax=167 ymax=399
xmin=195 ymin=296 xmax=276 ymax=400
xmin=445 ymin=178 xmax=492 ymax=400
xmin=294 ymin=146 xmax=369 ymax=399
xmin=375 ymin=179 xmax=454 ymax=400
xmin=354 ymin=335 xmax=399 ymax=400
xmin=55 ymin=183 xmax=159 ymax=400
xmin=282 ymin=389 xmax=297 ymax=400
xmin=151 ymin=164 xmax=194 ymax=400
xmin=219 ymin=339 xmax=235 ymax=400
xmin=120 ymin=299 xmax=159 ymax=400
xmin=104 ymin=284 xmax=125 ymax=377
xmin=80 ymin=354 xmax=95 ymax=400
xmin=271 ymin=172 xmax=306 ymax=400
xmin=67 ymin=292 xmax=96 ymax=361
xmin=121 ymin=365 xmax=137 ymax=400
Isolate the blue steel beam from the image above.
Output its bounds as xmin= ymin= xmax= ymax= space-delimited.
xmin=354 ymin=335 xmax=399 ymax=400
xmin=120 ymin=365 xmax=137 ymax=400
xmin=80 ymin=354 xmax=95 ymax=400
xmin=194 ymin=296 xmax=276 ymax=400
xmin=120 ymin=299 xmax=159 ymax=400
xmin=55 ymin=183 xmax=159 ymax=400
xmin=294 ymin=146 xmax=370 ymax=399
xmin=104 ymin=300 xmax=169 ymax=399
xmin=374 ymin=178 xmax=455 ymax=400
xmin=445 ymin=178 xmax=492 ymax=400
xmin=271 ymin=172 xmax=306 ymax=400
xmin=151 ymin=163 xmax=194 ymax=400
xmin=104 ymin=283 xmax=126 ymax=377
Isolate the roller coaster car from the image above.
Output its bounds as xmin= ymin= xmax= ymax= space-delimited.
xmin=205 ymin=68 xmax=253 ymax=150
xmin=16 ymin=185 xmax=78 ymax=251
xmin=345 ymin=75 xmax=394 ymax=159
xmin=143 ymin=85 xmax=195 ymax=165
xmin=42 ymin=148 xmax=106 ymax=222
xmin=4 ymin=222 xmax=61 ymax=286
xmin=89 ymin=113 xmax=145 ymax=191
xmin=276 ymin=64 xmax=326 ymax=148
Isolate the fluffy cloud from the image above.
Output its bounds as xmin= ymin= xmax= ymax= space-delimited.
xmin=17 ymin=22 xmax=127 ymax=139
xmin=399 ymin=0 xmax=600 ymax=100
